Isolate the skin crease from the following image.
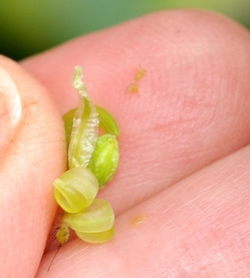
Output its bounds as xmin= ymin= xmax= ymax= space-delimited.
xmin=0 ymin=9 xmax=249 ymax=277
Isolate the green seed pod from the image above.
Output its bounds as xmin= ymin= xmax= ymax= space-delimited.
xmin=68 ymin=66 xmax=99 ymax=169
xmin=62 ymin=199 xmax=115 ymax=233
xmin=87 ymin=134 xmax=119 ymax=188
xmin=75 ymin=226 xmax=115 ymax=243
xmin=96 ymin=106 xmax=120 ymax=136
xmin=53 ymin=166 xmax=99 ymax=213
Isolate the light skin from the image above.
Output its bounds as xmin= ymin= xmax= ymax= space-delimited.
xmin=0 ymin=9 xmax=250 ymax=277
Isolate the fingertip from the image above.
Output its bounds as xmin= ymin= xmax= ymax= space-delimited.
xmin=0 ymin=55 xmax=67 ymax=277
xmin=0 ymin=66 xmax=22 ymax=156
xmin=21 ymin=10 xmax=250 ymax=216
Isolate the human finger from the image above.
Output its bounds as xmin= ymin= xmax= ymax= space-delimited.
xmin=38 ymin=144 xmax=250 ymax=277
xmin=0 ymin=56 xmax=66 ymax=277
xmin=21 ymin=10 xmax=250 ymax=216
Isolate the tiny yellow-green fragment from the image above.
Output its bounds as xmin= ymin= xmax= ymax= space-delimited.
xmin=53 ymin=166 xmax=99 ymax=213
xmin=56 ymin=223 xmax=70 ymax=245
xmin=134 ymin=68 xmax=146 ymax=82
xmin=62 ymin=199 xmax=115 ymax=233
xmin=87 ymin=134 xmax=119 ymax=188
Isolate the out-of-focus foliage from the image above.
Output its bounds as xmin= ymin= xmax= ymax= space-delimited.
xmin=0 ymin=0 xmax=249 ymax=60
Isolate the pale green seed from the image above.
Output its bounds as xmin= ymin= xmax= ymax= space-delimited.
xmin=87 ymin=134 xmax=119 ymax=188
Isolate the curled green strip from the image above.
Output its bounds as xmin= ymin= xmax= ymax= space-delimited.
xmin=63 ymin=108 xmax=75 ymax=149
xmin=68 ymin=66 xmax=99 ymax=169
xmin=96 ymin=106 xmax=120 ymax=136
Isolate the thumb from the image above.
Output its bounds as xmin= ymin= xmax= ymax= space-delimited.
xmin=0 ymin=66 xmax=21 ymax=156
xmin=0 ymin=56 xmax=66 ymax=278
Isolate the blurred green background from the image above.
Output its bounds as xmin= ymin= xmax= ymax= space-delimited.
xmin=0 ymin=0 xmax=249 ymax=61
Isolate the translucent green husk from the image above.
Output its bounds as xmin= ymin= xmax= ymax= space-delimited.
xmin=87 ymin=134 xmax=119 ymax=188
xmin=68 ymin=66 xmax=99 ymax=169
xmin=62 ymin=199 xmax=114 ymax=233
xmin=53 ymin=167 xmax=99 ymax=213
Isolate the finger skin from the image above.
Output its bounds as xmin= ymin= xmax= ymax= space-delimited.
xmin=40 ymin=145 xmax=250 ymax=277
xmin=22 ymin=10 xmax=250 ymax=216
xmin=0 ymin=56 xmax=67 ymax=277
xmin=20 ymin=9 xmax=250 ymax=277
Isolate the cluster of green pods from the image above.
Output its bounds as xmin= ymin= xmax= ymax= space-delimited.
xmin=53 ymin=66 xmax=120 ymax=249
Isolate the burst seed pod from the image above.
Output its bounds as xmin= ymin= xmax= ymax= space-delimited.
xmin=53 ymin=166 xmax=99 ymax=213
xmin=68 ymin=66 xmax=99 ymax=169
xmin=87 ymin=134 xmax=119 ymax=188
xmin=75 ymin=226 xmax=115 ymax=243
xmin=62 ymin=199 xmax=115 ymax=233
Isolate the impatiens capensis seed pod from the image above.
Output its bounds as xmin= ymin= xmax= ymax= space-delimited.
xmin=50 ymin=66 xmax=120 ymax=271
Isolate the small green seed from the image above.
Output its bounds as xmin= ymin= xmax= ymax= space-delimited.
xmin=87 ymin=134 xmax=119 ymax=188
